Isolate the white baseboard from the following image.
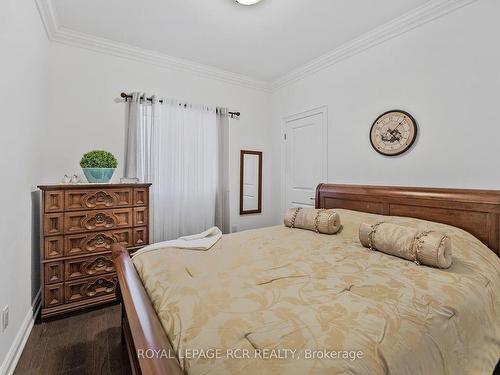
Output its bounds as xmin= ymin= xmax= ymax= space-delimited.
xmin=0 ymin=290 xmax=41 ymax=375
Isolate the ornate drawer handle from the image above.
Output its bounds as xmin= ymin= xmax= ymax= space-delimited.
xmin=95 ymin=234 xmax=111 ymax=243
xmin=85 ymin=277 xmax=115 ymax=297
xmin=85 ymin=191 xmax=114 ymax=207
xmin=83 ymin=257 xmax=113 ymax=275
xmin=86 ymin=213 xmax=115 ymax=228
xmin=85 ymin=233 xmax=115 ymax=251
xmin=95 ymin=191 xmax=109 ymax=202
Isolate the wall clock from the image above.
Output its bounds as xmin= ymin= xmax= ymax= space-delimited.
xmin=370 ymin=110 xmax=418 ymax=156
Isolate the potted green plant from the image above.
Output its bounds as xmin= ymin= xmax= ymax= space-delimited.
xmin=80 ymin=150 xmax=118 ymax=183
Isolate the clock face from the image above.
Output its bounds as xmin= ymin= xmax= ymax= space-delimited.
xmin=370 ymin=110 xmax=417 ymax=156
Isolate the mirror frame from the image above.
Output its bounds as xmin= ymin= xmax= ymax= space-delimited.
xmin=239 ymin=150 xmax=263 ymax=215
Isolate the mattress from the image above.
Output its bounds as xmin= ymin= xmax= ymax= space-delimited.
xmin=132 ymin=209 xmax=500 ymax=374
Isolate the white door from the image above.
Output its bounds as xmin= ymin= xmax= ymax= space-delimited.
xmin=283 ymin=107 xmax=327 ymax=210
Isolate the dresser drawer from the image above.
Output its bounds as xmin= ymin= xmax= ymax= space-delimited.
xmin=134 ymin=207 xmax=148 ymax=226
xmin=65 ymin=188 xmax=133 ymax=211
xmin=65 ymin=254 xmax=115 ymax=281
xmin=64 ymin=274 xmax=117 ymax=304
xmin=44 ymin=283 xmax=64 ymax=307
xmin=64 ymin=229 xmax=133 ymax=256
xmin=44 ymin=261 xmax=64 ymax=284
xmin=44 ymin=213 xmax=64 ymax=236
xmin=64 ymin=208 xmax=133 ymax=234
xmin=44 ymin=191 xmax=64 ymax=213
xmin=44 ymin=236 xmax=64 ymax=259
xmin=133 ymin=227 xmax=149 ymax=247
xmin=134 ymin=188 xmax=149 ymax=206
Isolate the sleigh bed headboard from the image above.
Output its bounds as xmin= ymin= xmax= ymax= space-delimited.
xmin=315 ymin=183 xmax=500 ymax=256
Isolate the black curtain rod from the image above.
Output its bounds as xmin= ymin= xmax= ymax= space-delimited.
xmin=120 ymin=92 xmax=240 ymax=117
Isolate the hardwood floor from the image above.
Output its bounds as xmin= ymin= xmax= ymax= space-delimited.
xmin=14 ymin=304 xmax=131 ymax=375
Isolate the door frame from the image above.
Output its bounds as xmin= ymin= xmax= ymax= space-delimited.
xmin=281 ymin=106 xmax=328 ymax=214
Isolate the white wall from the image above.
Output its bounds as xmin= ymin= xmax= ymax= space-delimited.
xmin=0 ymin=0 xmax=49 ymax=371
xmin=45 ymin=43 xmax=281 ymax=232
xmin=273 ymin=0 xmax=500 ymax=190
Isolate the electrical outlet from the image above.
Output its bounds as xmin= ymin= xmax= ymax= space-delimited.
xmin=2 ymin=306 xmax=9 ymax=332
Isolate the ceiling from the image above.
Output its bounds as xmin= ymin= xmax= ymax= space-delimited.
xmin=51 ymin=0 xmax=429 ymax=82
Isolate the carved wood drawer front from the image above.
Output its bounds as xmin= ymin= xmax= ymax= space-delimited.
xmin=65 ymin=189 xmax=133 ymax=211
xmin=64 ymin=274 xmax=117 ymax=303
xmin=64 ymin=229 xmax=133 ymax=257
xmin=44 ymin=236 xmax=64 ymax=259
xmin=65 ymin=254 xmax=115 ymax=281
xmin=134 ymin=188 xmax=148 ymax=206
xmin=64 ymin=208 xmax=133 ymax=234
xmin=44 ymin=191 xmax=64 ymax=213
xmin=44 ymin=213 xmax=64 ymax=236
xmin=44 ymin=283 xmax=64 ymax=307
xmin=133 ymin=227 xmax=149 ymax=247
xmin=134 ymin=207 xmax=148 ymax=226
xmin=44 ymin=261 xmax=64 ymax=284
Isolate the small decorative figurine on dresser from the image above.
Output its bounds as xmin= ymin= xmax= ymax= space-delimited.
xmin=38 ymin=182 xmax=151 ymax=319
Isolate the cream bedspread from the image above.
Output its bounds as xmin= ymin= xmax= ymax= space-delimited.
xmin=133 ymin=209 xmax=500 ymax=375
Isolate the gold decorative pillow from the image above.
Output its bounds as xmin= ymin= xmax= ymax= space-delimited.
xmin=359 ymin=222 xmax=452 ymax=268
xmin=284 ymin=208 xmax=341 ymax=234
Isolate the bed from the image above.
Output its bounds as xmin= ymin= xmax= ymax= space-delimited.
xmin=112 ymin=184 xmax=500 ymax=375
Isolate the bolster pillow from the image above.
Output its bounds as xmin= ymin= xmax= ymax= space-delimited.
xmin=359 ymin=222 xmax=452 ymax=269
xmin=284 ymin=208 xmax=341 ymax=234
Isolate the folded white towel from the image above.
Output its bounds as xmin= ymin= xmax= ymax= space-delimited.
xmin=131 ymin=227 xmax=222 ymax=259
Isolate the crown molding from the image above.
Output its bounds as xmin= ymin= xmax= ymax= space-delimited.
xmin=52 ymin=27 xmax=272 ymax=91
xmin=35 ymin=0 xmax=58 ymax=38
xmin=34 ymin=0 xmax=271 ymax=92
xmin=36 ymin=0 xmax=477 ymax=93
xmin=270 ymin=0 xmax=479 ymax=90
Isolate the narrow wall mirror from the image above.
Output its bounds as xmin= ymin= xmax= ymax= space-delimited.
xmin=240 ymin=150 xmax=262 ymax=215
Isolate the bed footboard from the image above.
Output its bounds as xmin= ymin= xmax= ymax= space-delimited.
xmin=112 ymin=244 xmax=183 ymax=375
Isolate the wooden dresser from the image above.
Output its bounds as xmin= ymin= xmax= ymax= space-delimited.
xmin=38 ymin=183 xmax=151 ymax=319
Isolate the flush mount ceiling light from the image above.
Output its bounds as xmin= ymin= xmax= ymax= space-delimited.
xmin=235 ymin=0 xmax=263 ymax=5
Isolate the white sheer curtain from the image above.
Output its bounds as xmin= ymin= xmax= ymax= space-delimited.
xmin=125 ymin=93 xmax=230 ymax=242
xmin=215 ymin=108 xmax=231 ymax=235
